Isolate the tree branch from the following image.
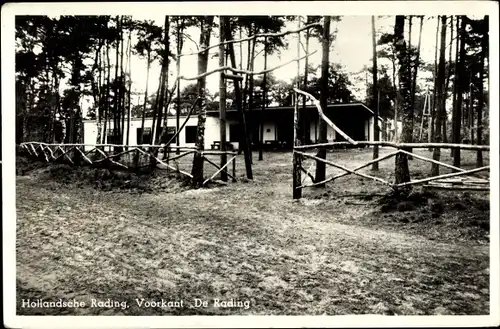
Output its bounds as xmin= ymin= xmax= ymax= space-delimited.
xmin=179 ymin=22 xmax=322 ymax=58
xmin=185 ymin=32 xmax=199 ymax=46
xmin=293 ymin=87 xmax=357 ymax=145
xmin=178 ymin=50 xmax=318 ymax=81
xmin=163 ymin=97 xmax=200 ymax=147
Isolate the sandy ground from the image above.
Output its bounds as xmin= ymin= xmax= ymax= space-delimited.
xmin=16 ymin=148 xmax=490 ymax=315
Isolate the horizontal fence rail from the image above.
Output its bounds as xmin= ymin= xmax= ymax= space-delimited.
xmin=294 ymin=141 xmax=491 ymax=151
xmin=290 ymin=86 xmax=491 ymax=199
xmin=19 ymin=142 xmax=237 ymax=184
xmin=292 ymin=145 xmax=490 ymax=197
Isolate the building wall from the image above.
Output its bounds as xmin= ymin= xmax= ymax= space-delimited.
xmin=327 ymin=124 xmax=336 ymax=142
xmin=226 ymin=119 xmax=240 ymax=149
xmin=262 ymin=122 xmax=276 ymax=142
xmin=309 ymin=120 xmax=338 ymax=142
xmin=365 ymin=117 xmax=372 ymax=141
xmin=83 ymin=116 xmax=240 ymax=150
xmin=310 ymin=120 xmax=317 ymax=143
xmin=83 ymin=121 xmax=98 ymax=148
xmin=366 ymin=116 xmax=389 ymax=142
xmin=83 ymin=114 xmax=383 ymax=150
xmin=307 ymin=117 xmax=380 ymax=143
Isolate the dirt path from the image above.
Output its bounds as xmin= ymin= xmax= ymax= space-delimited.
xmin=16 ymin=150 xmax=490 ymax=315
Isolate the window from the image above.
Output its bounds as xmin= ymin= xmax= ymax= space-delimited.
xmin=107 ymin=128 xmax=121 ymax=144
xmin=136 ymin=127 xmax=152 ymax=144
xmin=229 ymin=124 xmax=240 ymax=142
xmin=185 ymin=126 xmax=197 ymax=143
xmin=161 ymin=126 xmax=176 ymax=143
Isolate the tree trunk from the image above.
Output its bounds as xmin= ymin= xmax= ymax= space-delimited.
xmin=224 ymin=17 xmax=253 ymax=179
xmin=293 ymin=17 xmax=303 ymax=198
xmin=382 ymin=117 xmax=387 ymax=141
xmin=150 ymin=73 xmax=162 ymax=146
xmin=453 ymin=16 xmax=466 ymax=166
xmin=119 ymin=16 xmax=125 ymax=148
xmin=411 ymin=17 xmax=423 ymax=105
xmin=393 ymin=15 xmax=413 ymax=195
xmin=154 ymin=16 xmax=170 ymax=146
xmin=450 ymin=16 xmax=460 ymax=157
xmin=126 ymin=29 xmax=132 ymax=147
xmin=408 ymin=16 xmax=412 ymax=58
xmin=411 ymin=16 xmax=424 ymax=146
xmin=243 ymin=36 xmax=251 ymax=110
xmin=68 ymin=114 xmax=74 ymax=144
xmin=219 ymin=16 xmax=228 ymax=180
xmin=442 ymin=109 xmax=448 ymax=144
xmin=103 ymin=39 xmax=111 ymax=144
xmin=429 ymin=16 xmax=440 ymax=149
xmin=314 ymin=16 xmax=330 ymax=187
xmin=442 ymin=16 xmax=454 ymax=144
xmin=302 ymin=20 xmax=311 ymax=144
xmin=191 ymin=16 xmax=214 ymax=186
xmin=371 ymin=16 xmax=379 ymax=171
xmin=112 ymin=16 xmax=120 ymax=147
xmin=247 ymin=25 xmax=257 ymax=150
xmin=60 ymin=116 xmax=67 ymax=144
xmin=392 ymin=56 xmax=398 ymax=141
xmin=53 ymin=70 xmax=61 ymax=144
xmin=239 ymin=29 xmax=243 ymax=70
xmin=476 ymin=15 xmax=487 ymax=167
xmin=407 ymin=15 xmax=413 ymax=148
xmin=405 ymin=16 xmax=416 ymax=157
xmin=451 ymin=16 xmax=460 ymax=157
xmin=468 ymin=75 xmax=474 ymax=144
xmin=431 ymin=16 xmax=447 ymax=176
xmin=139 ymin=55 xmax=151 ymax=145
xmin=22 ymin=80 xmax=32 ymax=142
xmin=176 ymin=18 xmax=184 ymax=154
xmin=463 ymin=94 xmax=467 ymax=128
xmin=95 ymin=40 xmax=103 ymax=144
xmin=258 ymin=36 xmax=267 ymax=161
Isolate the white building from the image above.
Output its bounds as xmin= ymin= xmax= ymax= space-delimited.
xmin=83 ymin=102 xmax=386 ymax=150
xmin=83 ymin=115 xmax=240 ymax=150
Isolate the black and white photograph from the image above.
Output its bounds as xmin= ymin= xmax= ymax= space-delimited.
xmin=2 ymin=1 xmax=499 ymax=328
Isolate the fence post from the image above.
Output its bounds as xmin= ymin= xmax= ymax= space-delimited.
xmin=133 ymin=147 xmax=140 ymax=172
xmin=232 ymin=155 xmax=236 ymax=182
xmin=293 ymin=94 xmax=302 ymax=199
xmin=73 ymin=146 xmax=82 ymax=165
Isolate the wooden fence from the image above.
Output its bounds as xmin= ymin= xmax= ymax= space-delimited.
xmin=19 ymin=142 xmax=237 ymax=186
xmin=291 ymin=89 xmax=490 ymax=199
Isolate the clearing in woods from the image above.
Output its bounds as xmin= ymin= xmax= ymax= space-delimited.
xmin=16 ymin=148 xmax=490 ymax=315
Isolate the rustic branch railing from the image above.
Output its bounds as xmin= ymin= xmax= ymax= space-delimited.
xmin=295 ymin=150 xmax=395 ymax=188
xmin=202 ymin=156 xmax=237 ymax=183
xmin=293 ymin=147 xmax=490 ymax=198
xmin=202 ymin=155 xmax=238 ymax=186
xmin=299 ymin=150 xmax=401 ymax=189
xmin=19 ymin=142 xmax=237 ymax=184
xmin=291 ymin=88 xmax=490 ymax=199
xmin=294 ymin=141 xmax=491 ymax=151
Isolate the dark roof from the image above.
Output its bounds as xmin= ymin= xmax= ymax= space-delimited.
xmin=83 ymin=103 xmax=376 ymax=122
xmin=207 ymin=102 xmax=375 ymax=116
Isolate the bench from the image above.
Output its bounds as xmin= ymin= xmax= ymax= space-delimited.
xmin=210 ymin=141 xmax=234 ymax=150
xmin=211 ymin=141 xmax=221 ymax=150
xmin=264 ymin=140 xmax=285 ymax=150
